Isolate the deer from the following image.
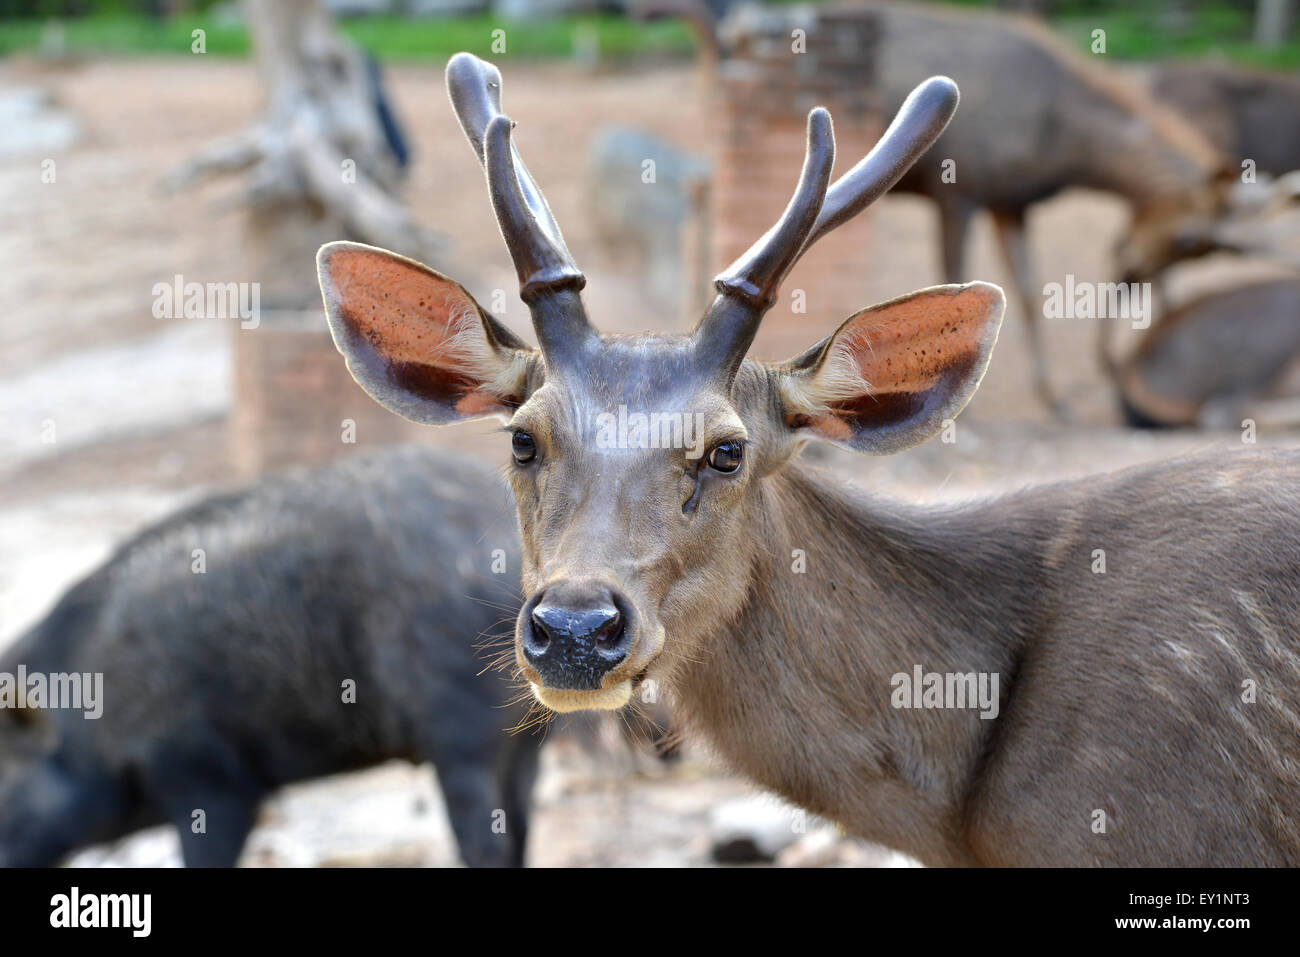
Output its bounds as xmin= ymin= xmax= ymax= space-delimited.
xmin=641 ymin=1 xmax=1247 ymax=418
xmin=1096 ymin=74 xmax=1300 ymax=420
xmin=1115 ymin=276 xmax=1300 ymax=430
xmin=316 ymin=53 xmax=1300 ymax=867
xmin=1151 ymin=60 xmax=1300 ymax=180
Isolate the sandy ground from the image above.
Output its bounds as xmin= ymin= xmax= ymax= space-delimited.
xmin=2 ymin=54 xmax=1297 ymax=868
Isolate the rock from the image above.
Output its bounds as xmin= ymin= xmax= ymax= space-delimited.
xmin=776 ymin=829 xmax=925 ymax=868
xmin=708 ymin=794 xmax=805 ymax=863
xmin=775 ymin=827 xmax=843 ymax=868
xmin=407 ymin=0 xmax=491 ymax=14
xmin=586 ymin=125 xmax=710 ymax=313
xmin=324 ymin=0 xmax=397 ymax=15
xmin=496 ymin=0 xmax=605 ymax=19
xmin=0 ymin=87 xmax=81 ymax=160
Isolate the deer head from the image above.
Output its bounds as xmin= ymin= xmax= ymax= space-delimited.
xmin=317 ymin=53 xmax=1005 ymax=713
xmin=1110 ymin=164 xmax=1300 ymax=284
xmin=1114 ymin=176 xmax=1232 ymax=284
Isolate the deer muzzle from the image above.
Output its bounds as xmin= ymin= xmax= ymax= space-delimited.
xmin=519 ymin=580 xmax=640 ymax=711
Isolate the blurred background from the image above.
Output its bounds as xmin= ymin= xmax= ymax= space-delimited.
xmin=1 ymin=0 xmax=1298 ymax=866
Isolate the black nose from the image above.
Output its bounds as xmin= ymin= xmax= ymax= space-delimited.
xmin=524 ymin=587 xmax=629 ymax=690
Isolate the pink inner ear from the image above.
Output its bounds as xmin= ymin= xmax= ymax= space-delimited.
xmin=327 ymin=247 xmax=478 ymax=370
xmin=840 ymin=283 xmax=1002 ymax=396
xmin=323 ymin=246 xmax=504 ymax=414
xmin=798 ymin=283 xmax=1003 ymax=445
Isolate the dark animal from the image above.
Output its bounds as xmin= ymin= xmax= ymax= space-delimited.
xmin=317 ymin=53 xmax=1300 ymax=866
xmin=0 ymin=446 xmax=541 ymax=868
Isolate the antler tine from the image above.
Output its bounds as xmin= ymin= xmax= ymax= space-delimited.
xmin=694 ymin=107 xmax=835 ymax=378
xmin=483 ymin=116 xmax=596 ymax=356
xmin=806 ymin=76 xmax=959 ymax=249
xmin=445 ymin=52 xmax=594 ymax=364
xmin=695 ymin=76 xmax=960 ymax=384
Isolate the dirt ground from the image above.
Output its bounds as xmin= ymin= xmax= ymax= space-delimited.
xmin=2 ymin=54 xmax=1297 ymax=868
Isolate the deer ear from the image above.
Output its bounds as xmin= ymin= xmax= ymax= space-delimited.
xmin=777 ymin=282 xmax=1005 ymax=454
xmin=316 ymin=241 xmax=535 ymax=424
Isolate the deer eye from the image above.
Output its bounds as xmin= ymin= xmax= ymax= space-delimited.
xmin=511 ymin=430 xmax=537 ymax=465
xmin=707 ymin=440 xmax=744 ymax=473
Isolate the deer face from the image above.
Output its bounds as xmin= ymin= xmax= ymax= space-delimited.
xmin=506 ymin=349 xmax=757 ymax=707
xmin=1115 ymin=173 xmax=1242 ymax=283
xmin=318 ymin=54 xmax=1005 ymax=713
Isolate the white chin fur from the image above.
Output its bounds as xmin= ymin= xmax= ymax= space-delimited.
xmin=531 ymin=680 xmax=632 ymax=713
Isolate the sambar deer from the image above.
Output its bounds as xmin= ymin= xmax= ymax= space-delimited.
xmin=642 ymin=0 xmax=1243 ymax=418
xmin=1114 ymin=277 xmax=1300 ymax=430
xmin=317 ymin=53 xmax=1300 ymax=867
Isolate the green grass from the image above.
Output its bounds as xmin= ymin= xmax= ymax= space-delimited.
xmin=1 ymin=3 xmax=1296 ymax=69
xmin=0 ymin=13 xmax=245 ymax=57
xmin=0 ymin=12 xmax=694 ymax=61
xmin=344 ymin=13 xmax=692 ymax=60
xmin=1053 ymin=3 xmax=1300 ymax=69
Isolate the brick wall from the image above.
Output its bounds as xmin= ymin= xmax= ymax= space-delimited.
xmin=711 ymin=4 xmax=885 ymax=360
xmin=229 ymin=313 xmax=424 ymax=477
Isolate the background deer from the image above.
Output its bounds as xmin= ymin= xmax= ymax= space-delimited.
xmin=1115 ymin=277 xmax=1300 ymax=429
xmin=643 ymin=0 xmax=1248 ymax=417
xmin=1151 ymin=60 xmax=1300 ymax=180
xmin=317 ymin=53 xmax=1300 ymax=867
xmin=1097 ymin=62 xmax=1300 ymax=424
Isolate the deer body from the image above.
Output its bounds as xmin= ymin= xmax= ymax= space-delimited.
xmin=874 ymin=5 xmax=1230 ymax=415
xmin=712 ymin=2 xmax=1232 ymax=415
xmin=1119 ymin=278 xmax=1300 ymax=429
xmin=676 ymin=454 xmax=1300 ymax=866
xmin=866 ymin=6 xmax=1218 ymax=212
xmin=318 ymin=53 xmax=1300 ymax=866
xmin=1152 ymin=61 xmax=1300 ymax=177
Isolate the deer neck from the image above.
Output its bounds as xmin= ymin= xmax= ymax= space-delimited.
xmin=1070 ymin=90 xmax=1220 ymax=204
xmin=671 ymin=464 xmax=1039 ymax=866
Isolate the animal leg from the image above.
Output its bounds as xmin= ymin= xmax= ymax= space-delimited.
xmin=990 ymin=207 xmax=1067 ymax=419
xmin=139 ymin=733 xmax=261 ymax=868
xmin=938 ymin=196 xmax=975 ymax=284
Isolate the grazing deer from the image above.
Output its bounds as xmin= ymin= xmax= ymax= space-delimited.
xmin=317 ymin=53 xmax=1300 ymax=867
xmin=643 ymin=0 xmax=1241 ymax=417
xmin=1097 ymin=173 xmax=1300 ymax=415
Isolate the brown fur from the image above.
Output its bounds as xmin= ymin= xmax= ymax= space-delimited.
xmin=320 ymin=245 xmax=1300 ymax=865
xmin=1118 ymin=278 xmax=1300 ymax=427
xmin=317 ymin=49 xmax=1300 ymax=867
xmin=674 ymin=452 xmax=1300 ymax=865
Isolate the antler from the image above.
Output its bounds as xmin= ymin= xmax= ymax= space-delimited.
xmin=694 ymin=76 xmax=961 ymax=381
xmin=445 ymin=52 xmax=597 ymax=366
